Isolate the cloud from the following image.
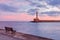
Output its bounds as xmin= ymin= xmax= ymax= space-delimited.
xmin=41 ymin=11 xmax=60 ymax=16
xmin=0 ymin=0 xmax=31 ymax=13
xmin=30 ymin=2 xmax=45 ymax=8
xmin=26 ymin=0 xmax=37 ymax=3
xmin=27 ymin=0 xmax=46 ymax=8
xmin=27 ymin=9 xmax=37 ymax=15
xmin=0 ymin=0 xmax=9 ymax=3
xmin=46 ymin=0 xmax=60 ymax=6
xmin=6 ymin=0 xmax=31 ymax=13
xmin=0 ymin=4 xmax=18 ymax=12
xmin=9 ymin=0 xmax=30 ymax=7
xmin=27 ymin=0 xmax=60 ymax=16
xmin=27 ymin=6 xmax=60 ymax=16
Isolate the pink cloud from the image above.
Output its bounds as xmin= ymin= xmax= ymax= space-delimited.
xmin=16 ymin=2 xmax=30 ymax=5
xmin=0 ymin=0 xmax=30 ymax=7
xmin=0 ymin=0 xmax=9 ymax=3
xmin=10 ymin=1 xmax=30 ymax=7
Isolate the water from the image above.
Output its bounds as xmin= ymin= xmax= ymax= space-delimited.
xmin=0 ymin=21 xmax=60 ymax=40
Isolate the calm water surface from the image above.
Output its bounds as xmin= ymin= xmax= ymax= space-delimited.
xmin=0 ymin=21 xmax=60 ymax=40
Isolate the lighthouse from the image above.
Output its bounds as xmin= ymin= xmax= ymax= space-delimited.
xmin=36 ymin=11 xmax=39 ymax=19
xmin=33 ymin=11 xmax=40 ymax=22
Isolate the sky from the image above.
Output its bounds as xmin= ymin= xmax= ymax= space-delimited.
xmin=0 ymin=0 xmax=60 ymax=21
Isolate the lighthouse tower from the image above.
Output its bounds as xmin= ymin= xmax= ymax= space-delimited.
xmin=36 ymin=11 xmax=39 ymax=19
xmin=33 ymin=11 xmax=40 ymax=22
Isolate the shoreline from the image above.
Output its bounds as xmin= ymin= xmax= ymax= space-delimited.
xmin=0 ymin=29 xmax=53 ymax=40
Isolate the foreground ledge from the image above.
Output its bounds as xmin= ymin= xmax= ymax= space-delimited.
xmin=0 ymin=29 xmax=53 ymax=40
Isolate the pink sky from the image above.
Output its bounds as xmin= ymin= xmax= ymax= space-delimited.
xmin=0 ymin=13 xmax=60 ymax=21
xmin=0 ymin=13 xmax=33 ymax=21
